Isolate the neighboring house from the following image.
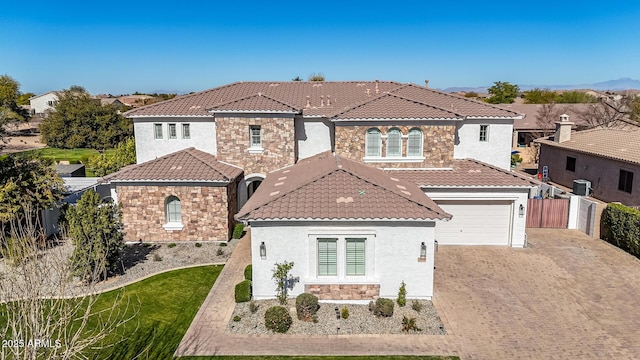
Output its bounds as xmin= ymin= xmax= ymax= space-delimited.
xmin=235 ymin=151 xmax=451 ymax=301
xmin=537 ymin=116 xmax=640 ymax=206
xmin=118 ymin=94 xmax=154 ymax=107
xmin=29 ymin=91 xmax=60 ymax=115
xmin=56 ymin=164 xmax=86 ymax=177
xmin=102 ymin=148 xmax=243 ymax=242
xmin=99 ymin=98 xmax=125 ymax=109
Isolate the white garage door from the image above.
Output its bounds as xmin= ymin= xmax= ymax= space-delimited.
xmin=435 ymin=200 xmax=513 ymax=245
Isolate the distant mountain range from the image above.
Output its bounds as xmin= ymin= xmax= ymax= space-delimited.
xmin=442 ymin=77 xmax=640 ymax=93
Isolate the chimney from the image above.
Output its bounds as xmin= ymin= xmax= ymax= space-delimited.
xmin=326 ymin=95 xmax=331 ymax=106
xmin=375 ymin=80 xmax=380 ymax=94
xmin=555 ymin=113 xmax=573 ymax=143
xmin=424 ymin=80 xmax=429 ymax=88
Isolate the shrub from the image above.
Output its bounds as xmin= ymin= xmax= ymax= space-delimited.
xmin=249 ymin=300 xmax=259 ymax=314
xmin=264 ymin=306 xmax=292 ymax=333
xmin=602 ymin=203 xmax=640 ymax=255
xmin=397 ymin=281 xmax=407 ymax=307
xmin=244 ymin=264 xmax=252 ymax=281
xmin=341 ymin=305 xmax=349 ymax=319
xmin=167 ymin=243 xmax=176 ymax=248
xmin=411 ymin=300 xmax=423 ymax=313
xmin=216 ymin=248 xmax=224 ymax=256
xmin=295 ymin=293 xmax=319 ymax=321
xmin=368 ymin=300 xmax=376 ymax=312
xmin=373 ymin=298 xmax=394 ymax=317
xmin=232 ymin=223 xmax=245 ymax=239
xmin=195 ymin=242 xmax=202 ymax=248
xmin=219 ymin=242 xmax=228 ymax=247
xmin=233 ymin=315 xmax=241 ymax=322
xmin=153 ymin=253 xmax=162 ymax=262
xmin=234 ymin=280 xmax=251 ymax=303
xmin=402 ymin=316 xmax=422 ymax=332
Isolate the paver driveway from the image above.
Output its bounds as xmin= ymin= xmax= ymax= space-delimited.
xmin=178 ymin=228 xmax=640 ymax=359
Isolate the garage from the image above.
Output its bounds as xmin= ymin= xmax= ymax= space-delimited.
xmin=434 ymin=200 xmax=513 ymax=245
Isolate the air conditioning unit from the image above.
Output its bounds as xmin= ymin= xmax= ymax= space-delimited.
xmin=573 ymin=179 xmax=591 ymax=196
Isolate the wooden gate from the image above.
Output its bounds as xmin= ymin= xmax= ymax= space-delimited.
xmin=526 ymin=198 xmax=569 ymax=228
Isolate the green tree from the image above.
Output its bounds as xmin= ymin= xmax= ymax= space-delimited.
xmin=523 ymin=88 xmax=559 ymax=104
xmin=39 ymin=86 xmax=132 ymax=149
xmin=17 ymin=92 xmax=35 ymax=106
xmin=292 ymin=76 xmax=302 ymax=81
xmin=485 ymin=81 xmax=520 ymax=104
xmin=308 ymin=73 xmax=325 ymax=81
xmin=0 ymin=154 xmax=65 ymax=223
xmin=272 ymin=261 xmax=295 ymax=305
xmin=556 ymin=91 xmax=597 ymax=103
xmin=0 ymin=75 xmax=30 ymax=148
xmin=87 ymin=137 xmax=136 ymax=176
xmin=68 ymin=190 xmax=124 ymax=282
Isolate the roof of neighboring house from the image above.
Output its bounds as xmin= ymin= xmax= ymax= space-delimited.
xmin=236 ymin=151 xmax=451 ymax=221
xmin=29 ymin=91 xmax=60 ymax=100
xmin=102 ymin=147 xmax=243 ymax=183
xmin=100 ymin=98 xmax=124 ymax=106
xmin=56 ymin=163 xmax=86 ymax=176
xmin=497 ymin=103 xmax=592 ymax=130
xmin=124 ymin=81 xmax=522 ymax=120
xmin=386 ymin=159 xmax=539 ymax=188
xmin=536 ymin=127 xmax=640 ymax=166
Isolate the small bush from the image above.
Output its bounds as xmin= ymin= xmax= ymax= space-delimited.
xmin=264 ymin=306 xmax=292 ymax=333
xmin=234 ymin=280 xmax=251 ymax=303
xmin=295 ymin=293 xmax=319 ymax=321
xmin=402 ymin=316 xmax=422 ymax=332
xmin=232 ymin=223 xmax=245 ymax=239
xmin=142 ymin=242 xmax=152 ymax=248
xmin=195 ymin=242 xmax=202 ymax=248
xmin=244 ymin=264 xmax=252 ymax=281
xmin=233 ymin=315 xmax=241 ymax=322
xmin=249 ymin=300 xmax=259 ymax=314
xmin=216 ymin=248 xmax=225 ymax=256
xmin=411 ymin=300 xmax=423 ymax=313
xmin=167 ymin=243 xmax=176 ymax=248
xmin=341 ymin=305 xmax=349 ymax=319
xmin=219 ymin=242 xmax=228 ymax=247
xmin=368 ymin=300 xmax=376 ymax=312
xmin=153 ymin=253 xmax=162 ymax=262
xmin=397 ymin=281 xmax=407 ymax=307
xmin=602 ymin=203 xmax=640 ymax=255
xmin=373 ymin=298 xmax=394 ymax=317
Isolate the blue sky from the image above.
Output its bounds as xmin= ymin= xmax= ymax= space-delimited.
xmin=2 ymin=1 xmax=639 ymax=95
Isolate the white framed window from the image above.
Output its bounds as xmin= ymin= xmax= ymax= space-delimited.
xmin=182 ymin=124 xmax=190 ymax=139
xmin=386 ymin=128 xmax=402 ymax=157
xmin=164 ymin=196 xmax=182 ymax=230
xmin=154 ymin=124 xmax=163 ymax=139
xmin=365 ymin=128 xmax=382 ymax=157
xmin=168 ymin=123 xmax=177 ymax=139
xmin=479 ymin=125 xmax=489 ymax=142
xmin=250 ymin=125 xmax=262 ymax=148
xmin=318 ymin=238 xmax=338 ymax=276
xmin=407 ymin=128 xmax=423 ymax=157
xmin=345 ymin=238 xmax=365 ymax=276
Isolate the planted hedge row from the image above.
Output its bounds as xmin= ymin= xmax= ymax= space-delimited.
xmin=602 ymin=203 xmax=640 ymax=256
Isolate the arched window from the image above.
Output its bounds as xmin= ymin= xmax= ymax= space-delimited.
xmin=365 ymin=128 xmax=382 ymax=157
xmin=386 ymin=128 xmax=402 ymax=157
xmin=165 ymin=196 xmax=181 ymax=224
xmin=407 ymin=128 xmax=423 ymax=157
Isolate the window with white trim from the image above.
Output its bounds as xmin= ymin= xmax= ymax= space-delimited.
xmin=182 ymin=124 xmax=191 ymax=139
xmin=365 ymin=128 xmax=382 ymax=157
xmin=386 ymin=128 xmax=402 ymax=157
xmin=165 ymin=196 xmax=181 ymax=224
xmin=250 ymin=125 xmax=262 ymax=148
xmin=317 ymin=238 xmax=337 ymax=276
xmin=154 ymin=124 xmax=163 ymax=139
xmin=479 ymin=125 xmax=489 ymax=142
xmin=168 ymin=123 xmax=177 ymax=139
xmin=345 ymin=238 xmax=365 ymax=276
xmin=407 ymin=128 xmax=423 ymax=157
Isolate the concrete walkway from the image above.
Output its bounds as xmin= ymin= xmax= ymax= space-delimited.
xmin=177 ymin=228 xmax=640 ymax=359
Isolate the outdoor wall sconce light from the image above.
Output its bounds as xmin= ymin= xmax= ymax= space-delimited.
xmin=519 ymin=204 xmax=525 ymax=218
xmin=260 ymin=241 xmax=266 ymax=259
xmin=419 ymin=242 xmax=427 ymax=261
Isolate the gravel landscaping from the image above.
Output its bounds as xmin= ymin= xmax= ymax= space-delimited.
xmin=227 ymin=298 xmax=446 ymax=335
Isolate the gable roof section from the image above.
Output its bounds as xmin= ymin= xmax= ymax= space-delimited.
xmin=236 ymin=151 xmax=451 ymax=221
xmin=387 ymin=159 xmax=538 ymax=188
xmin=124 ymin=81 xmax=523 ymax=120
xmin=536 ymin=127 xmax=640 ymax=165
xmin=102 ymin=147 xmax=242 ymax=183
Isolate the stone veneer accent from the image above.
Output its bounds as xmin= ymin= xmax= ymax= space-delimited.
xmin=305 ymin=284 xmax=380 ymax=300
xmin=335 ymin=125 xmax=455 ymax=168
xmin=117 ymin=183 xmax=237 ymax=241
xmin=215 ymin=115 xmax=296 ymax=175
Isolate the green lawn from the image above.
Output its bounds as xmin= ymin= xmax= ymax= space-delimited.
xmin=19 ymin=147 xmax=100 ymax=163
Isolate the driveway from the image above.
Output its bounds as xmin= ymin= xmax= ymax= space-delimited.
xmin=178 ymin=228 xmax=640 ymax=359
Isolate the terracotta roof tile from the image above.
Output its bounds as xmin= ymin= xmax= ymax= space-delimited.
xmin=387 ymin=159 xmax=538 ymax=188
xmin=536 ymin=127 xmax=640 ymax=165
xmin=236 ymin=151 xmax=450 ymax=221
xmin=207 ymin=93 xmax=298 ymax=113
xmin=332 ymin=93 xmax=462 ymax=120
xmin=102 ymin=148 xmax=242 ymax=182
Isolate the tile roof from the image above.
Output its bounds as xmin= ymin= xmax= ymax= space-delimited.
xmin=124 ymin=81 xmax=522 ymax=120
xmin=332 ymin=93 xmax=463 ymax=120
xmin=236 ymin=151 xmax=451 ymax=221
xmin=497 ymin=103 xmax=592 ymax=130
xmin=386 ymin=159 xmax=538 ymax=188
xmin=536 ymin=127 xmax=640 ymax=165
xmin=102 ymin=147 xmax=243 ymax=183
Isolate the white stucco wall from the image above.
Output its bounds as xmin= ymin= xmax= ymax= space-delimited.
xmin=425 ymin=188 xmax=530 ymax=247
xmin=133 ymin=117 xmax=216 ymax=163
xmin=249 ymin=221 xmax=436 ymax=302
xmin=295 ymin=118 xmax=333 ymax=160
xmin=30 ymin=92 xmax=59 ymax=114
xmin=454 ymin=119 xmax=513 ymax=170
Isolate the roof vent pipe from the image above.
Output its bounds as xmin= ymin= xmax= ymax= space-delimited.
xmin=375 ymin=80 xmax=380 ymax=94
xmin=306 ymin=95 xmax=311 ymax=108
xmin=326 ymin=95 xmax=331 ymax=106
xmin=424 ymin=80 xmax=429 ymax=88
xmin=366 ymin=89 xmax=371 ymax=97
xmin=320 ymin=95 xmax=324 ymax=107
